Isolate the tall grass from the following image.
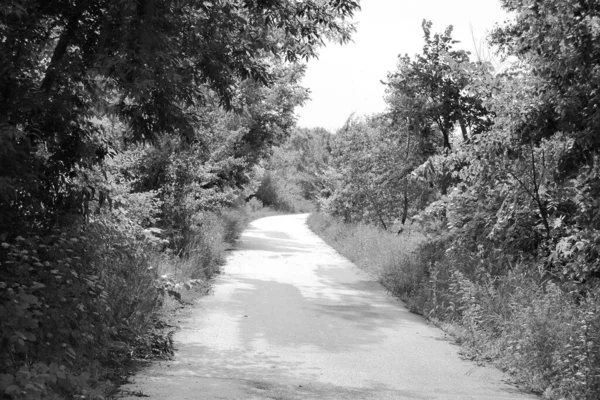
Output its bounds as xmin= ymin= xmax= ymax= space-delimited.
xmin=308 ymin=212 xmax=600 ymax=400
xmin=155 ymin=203 xmax=287 ymax=307
xmin=307 ymin=212 xmax=423 ymax=275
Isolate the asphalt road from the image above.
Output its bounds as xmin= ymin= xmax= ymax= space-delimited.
xmin=119 ymin=214 xmax=538 ymax=400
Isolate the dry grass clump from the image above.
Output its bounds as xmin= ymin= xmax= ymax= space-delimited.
xmin=306 ymin=212 xmax=423 ymax=277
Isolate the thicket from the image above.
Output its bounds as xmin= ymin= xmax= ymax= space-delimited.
xmin=302 ymin=1 xmax=600 ymax=398
xmin=0 ymin=1 xmax=359 ymax=398
xmin=254 ymin=127 xmax=335 ymax=213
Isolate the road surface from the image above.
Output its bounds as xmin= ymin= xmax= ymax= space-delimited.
xmin=119 ymin=214 xmax=537 ymax=400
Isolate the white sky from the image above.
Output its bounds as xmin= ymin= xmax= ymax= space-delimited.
xmin=295 ymin=0 xmax=509 ymax=132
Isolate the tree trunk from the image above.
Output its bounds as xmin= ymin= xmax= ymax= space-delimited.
xmin=401 ymin=127 xmax=411 ymax=225
xmin=378 ymin=215 xmax=388 ymax=231
xmin=401 ymin=186 xmax=408 ymax=224
xmin=459 ymin=116 xmax=469 ymax=143
xmin=441 ymin=128 xmax=451 ymax=150
xmin=40 ymin=0 xmax=90 ymax=92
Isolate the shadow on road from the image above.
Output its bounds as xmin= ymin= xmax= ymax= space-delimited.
xmin=239 ymin=229 xmax=315 ymax=253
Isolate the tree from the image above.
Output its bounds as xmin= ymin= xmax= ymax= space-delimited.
xmin=325 ymin=115 xmax=432 ymax=229
xmin=385 ymin=20 xmax=493 ymax=151
xmin=0 ymin=0 xmax=360 ymax=236
xmin=118 ymin=60 xmax=309 ymax=246
xmin=484 ymin=0 xmax=600 ymax=280
xmin=411 ymin=0 xmax=600 ymax=281
xmin=270 ymin=127 xmax=334 ymax=198
xmin=252 ymin=126 xmax=334 ymax=212
xmin=491 ymin=0 xmax=600 ymax=170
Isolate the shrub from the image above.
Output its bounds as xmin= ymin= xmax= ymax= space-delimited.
xmin=220 ymin=208 xmax=250 ymax=244
xmin=0 ymin=219 xmax=162 ymax=399
xmin=0 ymin=202 xmax=261 ymax=399
xmin=246 ymin=197 xmax=264 ymax=212
xmin=255 ymin=171 xmax=314 ymax=213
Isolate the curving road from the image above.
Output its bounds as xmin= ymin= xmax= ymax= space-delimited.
xmin=120 ymin=214 xmax=537 ymax=400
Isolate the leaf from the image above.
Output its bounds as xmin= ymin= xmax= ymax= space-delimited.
xmin=78 ymin=372 xmax=90 ymax=382
xmin=4 ymin=385 xmax=20 ymax=395
xmin=65 ymin=347 xmax=76 ymax=359
xmin=0 ymin=374 xmax=14 ymax=391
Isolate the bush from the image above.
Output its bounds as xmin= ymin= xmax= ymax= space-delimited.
xmin=255 ymin=171 xmax=314 ymax=213
xmin=0 ymin=219 xmax=162 ymax=399
xmin=0 ymin=205 xmax=257 ymax=399
xmin=155 ymin=205 xmax=266 ymax=304
xmin=0 ymin=189 xmax=283 ymax=400
xmin=220 ymin=208 xmax=250 ymax=244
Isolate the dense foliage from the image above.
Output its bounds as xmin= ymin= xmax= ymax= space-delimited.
xmin=0 ymin=0 xmax=357 ymax=235
xmin=324 ymin=115 xmax=434 ymax=228
xmin=386 ymin=21 xmax=492 ymax=150
xmin=306 ymin=3 xmax=600 ymax=398
xmin=0 ymin=1 xmax=359 ymax=398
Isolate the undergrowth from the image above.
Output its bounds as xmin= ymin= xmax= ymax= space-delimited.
xmin=0 ymin=203 xmax=266 ymax=399
xmin=307 ymin=212 xmax=600 ymax=400
xmin=254 ymin=172 xmax=315 ymax=214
